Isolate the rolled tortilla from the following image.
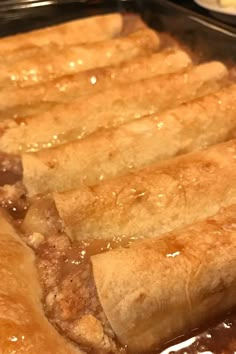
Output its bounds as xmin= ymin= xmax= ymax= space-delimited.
xmin=33 ymin=139 xmax=236 ymax=241
xmin=50 ymin=139 xmax=236 ymax=240
xmin=0 ymin=210 xmax=82 ymax=354
xmin=91 ymin=204 xmax=236 ymax=352
xmin=0 ymin=14 xmax=123 ymax=67
xmin=0 ymin=14 xmax=123 ymax=55
xmin=22 ymin=83 xmax=236 ymax=196
xmin=0 ymin=62 xmax=228 ymax=154
xmin=0 ymin=49 xmax=192 ymax=117
xmin=0 ymin=29 xmax=160 ymax=89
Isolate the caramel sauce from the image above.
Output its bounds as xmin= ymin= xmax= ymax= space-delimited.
xmin=1 ymin=196 xmax=28 ymax=221
xmin=60 ymin=237 xmax=236 ymax=354
xmin=160 ymin=313 xmax=236 ymax=354
xmin=1 ymin=170 xmax=236 ymax=353
xmin=0 ymin=12 xmax=234 ymax=354
xmin=0 ymin=153 xmax=27 ymax=220
xmin=3 ymin=173 xmax=236 ymax=352
xmin=62 ymin=236 xmax=140 ymax=279
xmin=0 ymin=152 xmax=22 ymax=186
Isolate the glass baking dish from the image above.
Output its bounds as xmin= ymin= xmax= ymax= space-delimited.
xmin=0 ymin=1 xmax=236 ymax=353
xmin=0 ymin=0 xmax=123 ymax=37
xmin=1 ymin=0 xmax=235 ymax=60
xmin=137 ymin=0 xmax=236 ymax=62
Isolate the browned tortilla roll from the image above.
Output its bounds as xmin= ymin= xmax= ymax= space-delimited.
xmin=0 ymin=62 xmax=228 ymax=154
xmin=0 ymin=29 xmax=160 ymax=89
xmin=0 ymin=210 xmax=82 ymax=354
xmin=0 ymin=49 xmax=192 ymax=117
xmin=22 ymin=83 xmax=236 ymax=196
xmin=49 ymin=140 xmax=236 ymax=240
xmin=0 ymin=14 xmax=123 ymax=54
xmin=91 ymin=204 xmax=236 ymax=352
xmin=0 ymin=14 xmax=123 ymax=66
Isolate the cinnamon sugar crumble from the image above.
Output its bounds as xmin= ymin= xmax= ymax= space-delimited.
xmin=25 ymin=229 xmax=116 ymax=353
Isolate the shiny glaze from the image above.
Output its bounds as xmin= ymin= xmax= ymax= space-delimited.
xmin=2 ymin=179 xmax=236 ymax=353
xmin=63 ymin=237 xmax=236 ymax=354
xmin=2 ymin=184 xmax=236 ymax=353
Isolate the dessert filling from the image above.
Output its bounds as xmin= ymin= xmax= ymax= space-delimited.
xmin=24 ymin=226 xmax=236 ymax=354
xmin=22 ymin=193 xmax=141 ymax=353
xmin=23 ymin=208 xmax=136 ymax=354
xmin=21 ymin=196 xmax=236 ymax=354
xmin=27 ymin=231 xmax=116 ymax=353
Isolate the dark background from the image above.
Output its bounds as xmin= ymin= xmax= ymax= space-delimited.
xmin=0 ymin=0 xmax=235 ymax=37
xmin=0 ymin=1 xmax=118 ymax=36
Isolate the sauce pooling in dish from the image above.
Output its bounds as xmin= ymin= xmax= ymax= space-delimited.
xmin=6 ymin=195 xmax=236 ymax=353
xmin=62 ymin=238 xmax=236 ymax=354
xmin=0 ymin=152 xmax=22 ymax=186
xmin=161 ymin=314 xmax=236 ymax=354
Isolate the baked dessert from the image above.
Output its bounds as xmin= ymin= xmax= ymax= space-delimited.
xmin=0 ymin=61 xmax=228 ymax=154
xmin=0 ymin=13 xmax=123 ymax=54
xmin=22 ymin=139 xmax=236 ymax=240
xmin=0 ymin=209 xmax=83 ymax=354
xmin=0 ymin=49 xmax=192 ymax=117
xmin=0 ymin=11 xmax=236 ymax=354
xmin=0 ymin=28 xmax=160 ymax=89
xmin=21 ymin=84 xmax=236 ymax=195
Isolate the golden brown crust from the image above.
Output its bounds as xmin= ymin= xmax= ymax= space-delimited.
xmin=52 ymin=140 xmax=236 ymax=240
xmin=0 ymin=28 xmax=160 ymax=89
xmin=0 ymin=210 xmax=83 ymax=354
xmin=0 ymin=49 xmax=192 ymax=117
xmin=22 ymin=83 xmax=236 ymax=196
xmin=92 ymin=204 xmax=236 ymax=352
xmin=1 ymin=11 xmax=235 ymax=354
xmin=0 ymin=14 xmax=123 ymax=55
xmin=0 ymin=62 xmax=228 ymax=154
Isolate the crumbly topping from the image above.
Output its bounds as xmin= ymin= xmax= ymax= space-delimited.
xmin=44 ymin=259 xmax=116 ymax=353
xmin=71 ymin=315 xmax=116 ymax=352
xmin=22 ymin=196 xmax=64 ymax=237
xmin=28 ymin=230 xmax=117 ymax=353
xmin=28 ymin=232 xmax=45 ymax=249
